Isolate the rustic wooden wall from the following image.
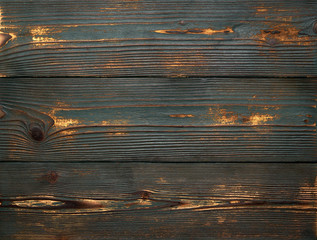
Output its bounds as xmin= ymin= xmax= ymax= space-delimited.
xmin=0 ymin=0 xmax=316 ymax=239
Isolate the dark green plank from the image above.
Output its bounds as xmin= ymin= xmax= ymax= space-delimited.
xmin=0 ymin=162 xmax=316 ymax=239
xmin=0 ymin=77 xmax=316 ymax=162
xmin=0 ymin=0 xmax=316 ymax=77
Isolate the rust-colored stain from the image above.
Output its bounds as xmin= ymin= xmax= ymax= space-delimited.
xmin=169 ymin=114 xmax=195 ymax=118
xmin=45 ymin=171 xmax=59 ymax=184
xmin=155 ymin=27 xmax=233 ymax=35
xmin=255 ymin=25 xmax=311 ymax=46
xmin=0 ymin=32 xmax=12 ymax=48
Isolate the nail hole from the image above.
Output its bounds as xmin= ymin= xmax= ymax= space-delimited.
xmin=29 ymin=124 xmax=44 ymax=141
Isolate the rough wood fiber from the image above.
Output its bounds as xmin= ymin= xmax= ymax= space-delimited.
xmin=0 ymin=0 xmax=316 ymax=77
xmin=0 ymin=1 xmax=317 ymax=239
xmin=0 ymin=77 xmax=316 ymax=162
xmin=0 ymin=163 xmax=316 ymax=239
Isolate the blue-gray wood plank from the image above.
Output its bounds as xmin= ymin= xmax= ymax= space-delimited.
xmin=0 ymin=0 xmax=316 ymax=77
xmin=0 ymin=77 xmax=316 ymax=162
xmin=0 ymin=163 xmax=316 ymax=239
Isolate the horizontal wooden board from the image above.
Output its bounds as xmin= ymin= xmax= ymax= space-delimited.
xmin=0 ymin=77 xmax=316 ymax=162
xmin=0 ymin=0 xmax=316 ymax=77
xmin=0 ymin=163 xmax=316 ymax=239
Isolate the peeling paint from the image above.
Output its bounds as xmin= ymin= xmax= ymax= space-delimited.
xmin=242 ymin=113 xmax=276 ymax=125
xmin=30 ymin=26 xmax=62 ymax=46
xmin=155 ymin=27 xmax=233 ymax=35
xmin=169 ymin=114 xmax=195 ymax=118
xmin=256 ymin=25 xmax=311 ymax=46
xmin=48 ymin=104 xmax=80 ymax=130
xmin=208 ymin=107 xmax=239 ymax=125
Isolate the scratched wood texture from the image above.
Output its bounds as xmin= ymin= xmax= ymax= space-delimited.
xmin=1 ymin=0 xmax=317 ymax=239
xmin=0 ymin=77 xmax=316 ymax=162
xmin=0 ymin=0 xmax=317 ymax=77
xmin=0 ymin=163 xmax=316 ymax=239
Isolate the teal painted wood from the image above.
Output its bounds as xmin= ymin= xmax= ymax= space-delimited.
xmin=0 ymin=77 xmax=316 ymax=162
xmin=0 ymin=0 xmax=316 ymax=77
xmin=0 ymin=163 xmax=316 ymax=239
xmin=0 ymin=1 xmax=317 ymax=239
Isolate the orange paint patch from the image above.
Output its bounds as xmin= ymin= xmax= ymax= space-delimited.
xmin=242 ymin=113 xmax=277 ymax=125
xmin=155 ymin=27 xmax=233 ymax=35
xmin=208 ymin=107 xmax=239 ymax=125
xmin=30 ymin=26 xmax=62 ymax=46
xmin=48 ymin=103 xmax=81 ymax=131
xmin=255 ymin=25 xmax=311 ymax=46
xmin=169 ymin=114 xmax=195 ymax=118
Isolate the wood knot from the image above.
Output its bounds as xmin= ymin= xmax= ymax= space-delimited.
xmin=29 ymin=123 xmax=44 ymax=141
xmin=0 ymin=33 xmax=12 ymax=48
xmin=46 ymin=171 xmax=58 ymax=184
xmin=132 ymin=190 xmax=152 ymax=200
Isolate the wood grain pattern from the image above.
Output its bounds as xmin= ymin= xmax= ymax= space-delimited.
xmin=0 ymin=162 xmax=316 ymax=239
xmin=0 ymin=0 xmax=316 ymax=77
xmin=0 ymin=77 xmax=316 ymax=162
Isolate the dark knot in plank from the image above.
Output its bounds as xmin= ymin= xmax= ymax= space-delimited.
xmin=29 ymin=123 xmax=44 ymax=141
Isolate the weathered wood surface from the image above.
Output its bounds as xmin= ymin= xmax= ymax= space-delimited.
xmin=0 ymin=0 xmax=317 ymax=77
xmin=0 ymin=163 xmax=316 ymax=239
xmin=0 ymin=77 xmax=316 ymax=162
xmin=1 ymin=0 xmax=317 ymax=239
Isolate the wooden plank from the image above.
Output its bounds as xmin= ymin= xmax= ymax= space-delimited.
xmin=0 ymin=163 xmax=316 ymax=239
xmin=0 ymin=77 xmax=316 ymax=162
xmin=0 ymin=0 xmax=316 ymax=77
